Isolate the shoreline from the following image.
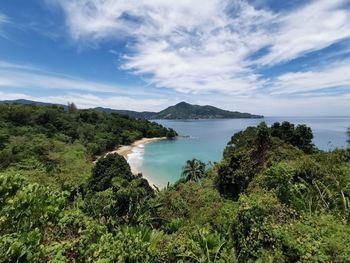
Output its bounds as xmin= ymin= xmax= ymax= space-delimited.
xmin=99 ymin=137 xmax=167 ymax=188
xmin=116 ymin=137 xmax=167 ymax=160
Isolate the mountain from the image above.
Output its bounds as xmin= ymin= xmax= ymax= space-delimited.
xmin=95 ymin=102 xmax=263 ymax=119
xmin=0 ymin=100 xmax=263 ymax=119
xmin=156 ymin=102 xmax=263 ymax=119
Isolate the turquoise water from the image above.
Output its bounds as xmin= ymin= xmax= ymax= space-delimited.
xmin=129 ymin=117 xmax=350 ymax=187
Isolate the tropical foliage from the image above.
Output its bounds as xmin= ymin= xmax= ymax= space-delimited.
xmin=181 ymin=158 xmax=206 ymax=183
xmin=0 ymin=105 xmax=349 ymax=262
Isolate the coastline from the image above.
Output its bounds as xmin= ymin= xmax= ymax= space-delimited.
xmin=99 ymin=137 xmax=167 ymax=187
xmin=116 ymin=137 xmax=166 ymax=160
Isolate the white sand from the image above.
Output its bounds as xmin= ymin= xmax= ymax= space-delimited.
xmin=96 ymin=137 xmax=167 ymax=188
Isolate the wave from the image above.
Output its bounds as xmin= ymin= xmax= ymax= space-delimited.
xmin=127 ymin=144 xmax=145 ymax=174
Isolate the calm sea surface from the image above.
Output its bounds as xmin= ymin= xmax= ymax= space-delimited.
xmin=127 ymin=117 xmax=350 ymax=187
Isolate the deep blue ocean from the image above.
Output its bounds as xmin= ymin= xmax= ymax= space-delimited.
xmin=127 ymin=117 xmax=350 ymax=187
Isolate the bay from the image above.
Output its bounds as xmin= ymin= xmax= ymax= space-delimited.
xmin=129 ymin=117 xmax=350 ymax=187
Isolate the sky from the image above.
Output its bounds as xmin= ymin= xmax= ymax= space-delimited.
xmin=0 ymin=0 xmax=350 ymax=116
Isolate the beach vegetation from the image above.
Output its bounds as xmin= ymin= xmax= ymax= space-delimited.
xmin=181 ymin=158 xmax=206 ymax=183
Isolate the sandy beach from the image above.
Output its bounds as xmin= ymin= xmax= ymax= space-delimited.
xmin=115 ymin=137 xmax=166 ymax=160
xmin=97 ymin=137 xmax=167 ymax=188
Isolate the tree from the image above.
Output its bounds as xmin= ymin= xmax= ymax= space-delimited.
xmin=181 ymin=159 xmax=206 ymax=182
xmin=217 ymin=124 xmax=270 ymax=201
xmin=280 ymin=121 xmax=295 ymax=142
xmin=7 ymin=106 xmax=32 ymax=125
xmin=67 ymin=102 xmax=78 ymax=113
xmin=166 ymin=128 xmax=177 ymax=138
xmin=252 ymin=122 xmax=271 ymax=167
xmin=88 ymin=153 xmax=133 ymax=192
xmin=270 ymin=122 xmax=282 ymax=138
xmin=347 ymin=128 xmax=350 ymax=147
xmin=270 ymin=122 xmax=314 ymax=153
xmin=292 ymin=124 xmax=314 ymax=153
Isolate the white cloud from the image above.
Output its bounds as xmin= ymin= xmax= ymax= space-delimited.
xmin=49 ymin=93 xmax=169 ymax=111
xmin=0 ymin=91 xmax=170 ymax=111
xmin=0 ymin=60 xmax=134 ymax=93
xmin=271 ymin=59 xmax=350 ymax=95
xmin=0 ymin=13 xmax=9 ymax=25
xmin=50 ymin=0 xmax=272 ymax=93
xmin=197 ymin=93 xmax=350 ymax=117
xmin=1 ymin=65 xmax=348 ymax=118
xmin=0 ymin=13 xmax=10 ymax=36
xmin=257 ymin=0 xmax=350 ymax=65
xmin=52 ymin=0 xmax=350 ymax=96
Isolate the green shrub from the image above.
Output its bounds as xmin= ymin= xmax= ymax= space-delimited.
xmin=88 ymin=154 xmax=133 ymax=192
xmin=0 ymin=173 xmax=67 ymax=262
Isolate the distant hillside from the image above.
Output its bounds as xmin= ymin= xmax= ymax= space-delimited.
xmin=0 ymin=100 xmax=263 ymax=119
xmin=94 ymin=102 xmax=263 ymax=119
xmin=94 ymin=107 xmax=157 ymax=119
xmin=156 ymin=102 xmax=263 ymax=119
xmin=0 ymin=100 xmax=155 ymax=119
xmin=0 ymin=99 xmax=67 ymax=109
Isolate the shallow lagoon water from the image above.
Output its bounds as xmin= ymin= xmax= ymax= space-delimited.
xmin=128 ymin=117 xmax=350 ymax=187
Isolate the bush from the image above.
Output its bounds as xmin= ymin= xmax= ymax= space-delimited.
xmin=233 ymin=191 xmax=298 ymax=262
xmin=262 ymin=158 xmax=350 ymax=222
xmin=0 ymin=173 xmax=67 ymax=262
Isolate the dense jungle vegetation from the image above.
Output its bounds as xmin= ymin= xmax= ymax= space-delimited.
xmin=0 ymin=104 xmax=350 ymax=262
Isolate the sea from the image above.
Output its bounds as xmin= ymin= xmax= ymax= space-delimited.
xmin=127 ymin=117 xmax=350 ymax=187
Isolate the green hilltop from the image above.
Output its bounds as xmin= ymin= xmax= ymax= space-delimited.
xmin=156 ymin=101 xmax=263 ymax=119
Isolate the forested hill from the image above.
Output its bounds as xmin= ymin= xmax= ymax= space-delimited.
xmin=156 ymin=101 xmax=263 ymax=119
xmin=0 ymin=103 xmax=176 ymax=162
xmin=97 ymin=102 xmax=263 ymax=119
xmin=1 ymin=100 xmax=263 ymax=119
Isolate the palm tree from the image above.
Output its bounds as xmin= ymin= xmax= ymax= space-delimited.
xmin=181 ymin=158 xmax=206 ymax=183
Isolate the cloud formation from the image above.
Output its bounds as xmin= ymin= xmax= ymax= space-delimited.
xmin=0 ymin=13 xmax=9 ymax=36
xmin=0 ymin=14 xmax=7 ymax=22
xmin=0 ymin=60 xmax=131 ymax=93
xmin=272 ymin=59 xmax=350 ymax=95
xmin=257 ymin=0 xmax=350 ymax=65
xmin=0 ymin=91 xmax=170 ymax=111
xmin=0 ymin=60 xmax=172 ymax=111
xmin=53 ymin=0 xmax=350 ymax=96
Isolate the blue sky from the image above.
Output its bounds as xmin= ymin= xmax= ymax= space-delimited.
xmin=0 ymin=0 xmax=350 ymax=115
